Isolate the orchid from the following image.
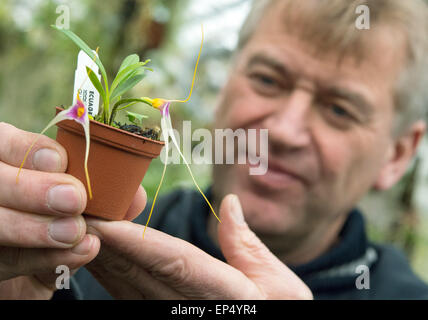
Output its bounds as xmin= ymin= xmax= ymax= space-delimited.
xmin=140 ymin=26 xmax=221 ymax=239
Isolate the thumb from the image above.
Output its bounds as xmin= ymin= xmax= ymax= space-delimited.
xmin=217 ymin=194 xmax=313 ymax=300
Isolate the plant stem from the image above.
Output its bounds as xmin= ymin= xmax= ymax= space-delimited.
xmin=109 ymin=98 xmax=152 ymax=125
xmin=103 ymin=80 xmax=110 ymax=124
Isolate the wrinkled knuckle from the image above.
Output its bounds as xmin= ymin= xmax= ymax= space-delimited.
xmin=20 ymin=174 xmax=43 ymax=202
xmin=2 ymin=130 xmax=19 ymax=161
xmin=113 ymin=259 xmax=138 ymax=278
xmin=97 ymin=252 xmax=139 ymax=280
xmin=11 ymin=213 xmax=48 ymax=246
xmin=9 ymin=226 xmax=29 ymax=247
xmin=151 ymin=257 xmax=192 ymax=288
xmin=239 ymin=230 xmax=265 ymax=255
xmin=0 ymin=213 xmax=32 ymax=246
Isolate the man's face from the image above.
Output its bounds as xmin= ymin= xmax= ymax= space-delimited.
xmin=212 ymin=3 xmax=406 ymax=241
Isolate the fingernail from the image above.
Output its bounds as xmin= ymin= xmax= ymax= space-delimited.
xmin=230 ymin=195 xmax=245 ymax=225
xmin=49 ymin=217 xmax=82 ymax=244
xmin=47 ymin=185 xmax=82 ymax=214
xmin=71 ymin=235 xmax=93 ymax=255
xmin=33 ymin=148 xmax=61 ymax=172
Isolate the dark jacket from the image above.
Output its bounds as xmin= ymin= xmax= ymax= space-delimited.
xmin=62 ymin=188 xmax=428 ymax=300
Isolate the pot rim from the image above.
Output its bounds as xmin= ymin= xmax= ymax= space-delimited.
xmin=55 ymin=106 xmax=165 ymax=157
xmin=56 ymin=106 xmax=164 ymax=144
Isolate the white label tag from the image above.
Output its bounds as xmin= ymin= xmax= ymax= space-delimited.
xmin=73 ymin=50 xmax=101 ymax=117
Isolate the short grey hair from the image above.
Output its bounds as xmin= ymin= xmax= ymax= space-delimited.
xmin=238 ymin=0 xmax=428 ymax=136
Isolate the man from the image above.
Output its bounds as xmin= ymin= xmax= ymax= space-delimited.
xmin=0 ymin=0 xmax=428 ymax=299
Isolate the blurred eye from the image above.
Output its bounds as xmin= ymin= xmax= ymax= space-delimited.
xmin=321 ymin=102 xmax=358 ymax=129
xmin=256 ymin=75 xmax=277 ymax=86
xmin=251 ymin=73 xmax=278 ymax=87
xmin=249 ymin=73 xmax=282 ymax=96
xmin=330 ymin=104 xmax=350 ymax=118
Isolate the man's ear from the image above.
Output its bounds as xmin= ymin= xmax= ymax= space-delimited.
xmin=374 ymin=120 xmax=426 ymax=190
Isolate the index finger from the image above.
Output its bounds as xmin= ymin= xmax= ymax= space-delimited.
xmin=0 ymin=122 xmax=67 ymax=172
xmin=85 ymin=219 xmax=259 ymax=299
xmin=86 ymin=219 xmax=202 ymax=268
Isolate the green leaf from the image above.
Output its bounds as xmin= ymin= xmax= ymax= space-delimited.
xmin=110 ymin=69 xmax=146 ymax=100
xmin=86 ymin=66 xmax=106 ymax=105
xmin=126 ymin=111 xmax=148 ymax=125
xmin=118 ymin=54 xmax=140 ymax=73
xmin=51 ymin=25 xmax=108 ymax=87
xmin=110 ymin=60 xmax=151 ymax=94
xmin=117 ymin=101 xmax=138 ymax=111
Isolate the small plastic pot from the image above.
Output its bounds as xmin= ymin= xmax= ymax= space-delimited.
xmin=55 ymin=107 xmax=164 ymax=220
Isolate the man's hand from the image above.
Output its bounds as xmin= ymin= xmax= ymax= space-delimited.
xmin=85 ymin=194 xmax=313 ymax=299
xmin=0 ymin=122 xmax=102 ymax=299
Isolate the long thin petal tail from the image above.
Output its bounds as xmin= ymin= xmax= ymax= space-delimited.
xmin=16 ymin=110 xmax=73 ymax=183
xmin=82 ymin=117 xmax=93 ymax=199
xmin=170 ymin=24 xmax=204 ymax=104
xmin=166 ymin=113 xmax=221 ymax=223
xmin=143 ymin=116 xmax=169 ymax=239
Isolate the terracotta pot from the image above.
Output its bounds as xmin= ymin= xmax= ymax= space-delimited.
xmin=55 ymin=107 xmax=164 ymax=220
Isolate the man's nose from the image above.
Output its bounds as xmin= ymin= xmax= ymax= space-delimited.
xmin=264 ymin=89 xmax=313 ymax=150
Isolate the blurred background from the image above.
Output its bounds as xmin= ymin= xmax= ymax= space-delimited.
xmin=0 ymin=0 xmax=427 ymax=282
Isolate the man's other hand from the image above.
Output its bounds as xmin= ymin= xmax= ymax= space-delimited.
xmin=85 ymin=194 xmax=313 ymax=300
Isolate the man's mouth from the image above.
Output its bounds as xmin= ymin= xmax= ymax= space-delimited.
xmin=247 ymin=157 xmax=308 ymax=191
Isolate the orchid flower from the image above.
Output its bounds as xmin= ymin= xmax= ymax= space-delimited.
xmin=140 ymin=25 xmax=221 ymax=239
xmin=16 ymin=54 xmax=97 ymax=200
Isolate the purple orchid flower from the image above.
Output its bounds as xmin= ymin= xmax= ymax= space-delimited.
xmin=17 ymin=94 xmax=93 ymax=199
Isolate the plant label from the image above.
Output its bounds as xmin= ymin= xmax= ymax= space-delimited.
xmin=73 ymin=50 xmax=101 ymax=117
